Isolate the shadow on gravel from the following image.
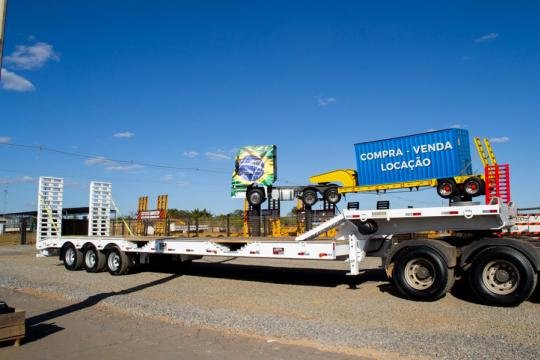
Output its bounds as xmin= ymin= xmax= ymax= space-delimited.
xmin=379 ymin=277 xmax=540 ymax=306
xmin=529 ymin=284 xmax=540 ymax=304
xmin=22 ymin=273 xmax=180 ymax=344
xmin=152 ymin=261 xmax=388 ymax=288
xmin=376 ymin=279 xmax=485 ymax=304
xmin=376 ymin=283 xmax=401 ymax=297
xmin=448 ymin=278 xmax=484 ymax=305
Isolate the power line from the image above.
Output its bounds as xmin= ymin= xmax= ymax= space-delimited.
xmin=1 ymin=142 xmax=230 ymax=174
xmin=0 ymin=142 xmax=307 ymax=185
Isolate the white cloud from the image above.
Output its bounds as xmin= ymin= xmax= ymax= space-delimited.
xmin=317 ymin=96 xmax=336 ymax=107
xmin=105 ymin=164 xmax=144 ymax=172
xmin=4 ymin=42 xmax=60 ymax=70
xmin=1 ymin=68 xmax=35 ymax=92
xmin=0 ymin=176 xmax=35 ymax=185
xmin=206 ymin=150 xmax=231 ymax=161
xmin=161 ymin=174 xmax=173 ymax=182
xmin=84 ymin=156 xmax=143 ymax=172
xmin=183 ymin=150 xmax=199 ymax=158
xmin=0 ymin=136 xmax=12 ymax=144
xmin=85 ymin=156 xmax=115 ymax=166
xmin=474 ymin=33 xmax=499 ymax=43
xmin=489 ymin=136 xmax=510 ymax=144
xmin=113 ymin=131 xmax=135 ymax=139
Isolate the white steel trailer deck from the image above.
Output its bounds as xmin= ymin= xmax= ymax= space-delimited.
xmin=36 ymin=177 xmax=540 ymax=306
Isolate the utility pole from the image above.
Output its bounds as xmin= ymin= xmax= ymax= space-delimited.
xmin=0 ymin=0 xmax=7 ymax=78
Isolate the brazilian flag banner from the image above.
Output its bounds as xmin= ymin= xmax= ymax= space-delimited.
xmin=231 ymin=145 xmax=277 ymax=198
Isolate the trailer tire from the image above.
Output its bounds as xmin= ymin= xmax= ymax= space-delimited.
xmin=84 ymin=247 xmax=107 ymax=273
xmin=302 ymin=189 xmax=318 ymax=206
xmin=436 ymin=179 xmax=458 ymax=199
xmin=62 ymin=244 xmax=84 ymax=271
xmin=247 ymin=188 xmax=265 ymax=206
xmin=468 ymin=247 xmax=537 ymax=306
xmin=324 ymin=187 xmax=341 ymax=205
xmin=392 ymin=247 xmax=454 ymax=301
xmin=463 ymin=177 xmax=485 ymax=197
xmin=107 ymin=248 xmax=130 ymax=275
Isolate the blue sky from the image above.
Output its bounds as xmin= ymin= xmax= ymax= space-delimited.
xmin=1 ymin=1 xmax=539 ymax=215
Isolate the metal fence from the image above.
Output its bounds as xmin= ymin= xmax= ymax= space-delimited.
xmin=110 ymin=212 xmax=337 ymax=238
xmin=0 ymin=211 xmax=339 ymax=244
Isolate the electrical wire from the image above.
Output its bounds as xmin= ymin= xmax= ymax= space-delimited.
xmin=1 ymin=142 xmax=230 ymax=174
xmin=0 ymin=142 xmax=305 ymax=185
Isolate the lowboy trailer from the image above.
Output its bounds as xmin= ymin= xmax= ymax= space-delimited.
xmin=36 ymin=177 xmax=540 ymax=306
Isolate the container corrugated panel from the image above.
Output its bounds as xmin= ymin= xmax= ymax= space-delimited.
xmin=354 ymin=129 xmax=472 ymax=186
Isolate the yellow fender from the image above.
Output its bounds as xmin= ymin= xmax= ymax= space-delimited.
xmin=309 ymin=169 xmax=358 ymax=188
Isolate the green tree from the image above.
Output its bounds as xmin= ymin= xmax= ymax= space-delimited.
xmin=190 ymin=208 xmax=213 ymax=219
xmin=167 ymin=208 xmax=190 ymax=219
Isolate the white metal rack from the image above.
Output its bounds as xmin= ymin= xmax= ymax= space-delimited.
xmin=88 ymin=181 xmax=112 ymax=237
xmin=37 ymin=177 xmax=64 ymax=246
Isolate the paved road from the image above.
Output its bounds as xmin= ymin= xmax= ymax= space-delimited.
xmin=0 ymin=245 xmax=539 ymax=359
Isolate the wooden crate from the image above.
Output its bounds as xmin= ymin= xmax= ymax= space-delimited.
xmin=0 ymin=309 xmax=25 ymax=346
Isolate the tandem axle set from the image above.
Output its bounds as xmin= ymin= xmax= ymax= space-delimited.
xmin=36 ymin=177 xmax=540 ymax=306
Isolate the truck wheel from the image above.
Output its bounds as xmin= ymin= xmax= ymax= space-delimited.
xmin=437 ymin=179 xmax=457 ymax=199
xmin=392 ymin=247 xmax=454 ymax=301
xmin=62 ymin=244 xmax=84 ymax=271
xmin=468 ymin=247 xmax=537 ymax=306
xmin=463 ymin=177 xmax=485 ymax=197
xmin=84 ymin=247 xmax=106 ymax=273
xmin=302 ymin=189 xmax=318 ymax=206
xmin=107 ymin=248 xmax=130 ymax=275
xmin=324 ymin=187 xmax=341 ymax=205
xmin=247 ymin=188 xmax=265 ymax=206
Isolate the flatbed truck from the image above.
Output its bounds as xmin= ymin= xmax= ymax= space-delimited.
xmin=37 ymin=177 xmax=540 ymax=306
xmin=308 ymin=130 xmax=497 ymax=203
xmin=241 ymin=131 xmax=496 ymax=208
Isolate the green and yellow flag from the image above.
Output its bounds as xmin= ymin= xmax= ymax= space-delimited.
xmin=231 ymin=145 xmax=277 ymax=197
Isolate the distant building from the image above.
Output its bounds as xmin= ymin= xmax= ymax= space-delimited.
xmin=0 ymin=208 xmax=116 ymax=235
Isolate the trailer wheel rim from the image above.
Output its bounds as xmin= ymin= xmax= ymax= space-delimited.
xmin=108 ymin=252 xmax=120 ymax=272
xmin=466 ymin=183 xmax=478 ymax=192
xmin=404 ymin=258 xmax=435 ymax=290
xmin=481 ymin=260 xmax=519 ymax=295
xmin=326 ymin=190 xmax=340 ymax=204
xmin=303 ymin=191 xmax=317 ymax=205
xmin=465 ymin=181 xmax=479 ymax=195
xmin=65 ymin=248 xmax=75 ymax=266
xmin=85 ymin=251 xmax=96 ymax=268
xmin=439 ymin=184 xmax=453 ymax=196
xmin=249 ymin=192 xmax=262 ymax=205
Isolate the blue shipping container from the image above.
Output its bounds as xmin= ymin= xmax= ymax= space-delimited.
xmin=354 ymin=129 xmax=473 ymax=186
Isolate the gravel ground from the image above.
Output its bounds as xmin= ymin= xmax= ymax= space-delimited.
xmin=0 ymin=245 xmax=539 ymax=359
